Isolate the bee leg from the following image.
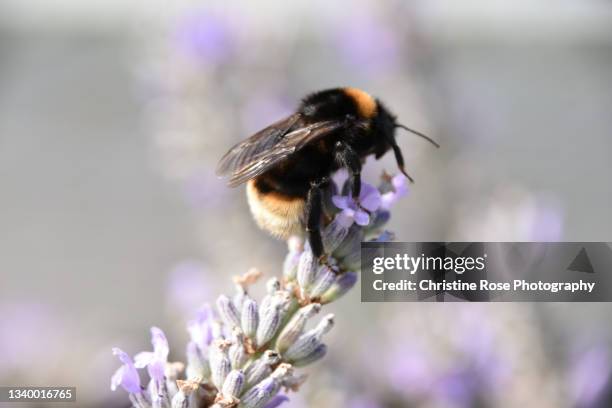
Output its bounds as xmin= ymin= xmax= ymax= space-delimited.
xmin=306 ymin=179 xmax=327 ymax=261
xmin=334 ymin=141 xmax=363 ymax=200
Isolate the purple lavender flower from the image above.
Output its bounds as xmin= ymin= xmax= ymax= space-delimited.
xmin=530 ymin=202 xmax=563 ymax=242
xmin=167 ymin=260 xmax=211 ymax=315
xmin=332 ymin=182 xmax=381 ymax=227
xmin=264 ymin=394 xmax=289 ymax=408
xmin=173 ymin=9 xmax=235 ymax=65
xmin=348 ymin=395 xmax=382 ymax=408
xmin=333 ymin=11 xmax=400 ymax=77
xmin=133 ymin=327 xmax=170 ymax=382
xmin=380 ymin=174 xmax=409 ymax=210
xmin=187 ymin=304 xmax=215 ymax=350
xmin=570 ymin=346 xmax=611 ymax=408
xmin=111 ymin=348 xmax=142 ymax=394
xmin=182 ymin=171 xmax=228 ymax=210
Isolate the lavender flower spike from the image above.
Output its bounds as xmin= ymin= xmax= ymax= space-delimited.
xmin=111 ymin=173 xmax=408 ymax=407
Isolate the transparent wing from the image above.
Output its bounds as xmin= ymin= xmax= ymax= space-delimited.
xmin=216 ymin=113 xmax=302 ymax=177
xmin=217 ymin=119 xmax=342 ymax=187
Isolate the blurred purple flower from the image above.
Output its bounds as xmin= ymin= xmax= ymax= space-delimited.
xmin=434 ymin=368 xmax=477 ymax=408
xmin=333 ymin=11 xmax=399 ymax=76
xmin=134 ymin=327 xmax=169 ymax=382
xmin=167 ymin=260 xmax=211 ymax=315
xmin=530 ymin=203 xmax=563 ymax=241
xmin=182 ymin=171 xmax=227 ymax=209
xmin=187 ymin=304 xmax=215 ymax=350
xmin=174 ymin=9 xmax=235 ymax=65
xmin=380 ymin=174 xmax=409 ymax=210
xmin=264 ymin=394 xmax=289 ymax=408
xmin=332 ymin=183 xmax=381 ymax=227
xmin=111 ymin=348 xmax=142 ymax=394
xmin=386 ymin=345 xmax=433 ymax=396
xmin=348 ymin=395 xmax=382 ymax=408
xmin=570 ymin=346 xmax=611 ymax=408
xmin=0 ymin=302 xmax=65 ymax=370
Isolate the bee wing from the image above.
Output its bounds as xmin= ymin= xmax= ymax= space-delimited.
xmin=218 ymin=119 xmax=343 ymax=187
xmin=216 ymin=113 xmax=302 ymax=178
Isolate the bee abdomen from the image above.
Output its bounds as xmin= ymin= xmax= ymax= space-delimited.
xmin=246 ymin=180 xmax=306 ymax=239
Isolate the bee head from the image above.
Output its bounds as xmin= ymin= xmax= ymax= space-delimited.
xmin=373 ymin=101 xmax=439 ymax=183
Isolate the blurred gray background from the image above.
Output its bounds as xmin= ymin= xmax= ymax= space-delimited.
xmin=1 ymin=1 xmax=611 ymax=407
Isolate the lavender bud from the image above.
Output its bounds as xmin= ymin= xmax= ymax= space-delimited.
xmin=320 ymin=272 xmax=358 ymax=304
xmin=216 ymin=295 xmax=241 ymax=330
xmin=170 ymin=391 xmax=188 ymax=408
xmin=297 ymin=249 xmax=317 ymax=290
xmin=229 ymin=329 xmax=247 ymax=370
xmin=164 ymin=362 xmax=184 ymax=398
xmin=230 ymin=332 xmax=246 ymax=366
xmin=222 ymin=369 xmax=245 ymax=398
xmin=239 ymin=376 xmax=280 ymax=408
xmin=233 ymin=288 xmax=247 ymax=312
xmin=340 ymin=249 xmax=361 ymax=271
xmin=308 ymin=265 xmax=336 ymax=298
xmin=271 ymin=363 xmax=293 ymax=379
xmin=275 ymin=304 xmax=321 ymax=354
xmin=212 ymin=320 xmax=225 ymax=340
xmin=263 ymin=395 xmax=290 ymax=408
xmin=186 ymin=341 xmax=210 ymax=379
xmin=284 ymin=281 xmax=298 ymax=295
xmin=291 ymin=343 xmax=327 ymax=367
xmin=240 ymin=297 xmax=258 ymax=339
xmin=210 ymin=340 xmax=232 ymax=390
xmin=258 ymin=294 xmax=273 ymax=319
xmin=284 ymin=314 xmax=334 ymax=361
xmin=266 ymin=277 xmax=281 ymax=294
xmin=130 ymin=393 xmax=152 ymax=408
xmin=245 ymin=350 xmax=280 ymax=387
xmin=256 ymin=301 xmax=283 ymax=348
xmin=173 ymin=380 xmax=200 ymax=408
xmin=333 ymin=225 xmax=363 ymax=259
xmin=322 ymin=218 xmax=350 ymax=253
xmin=282 ymin=253 xmax=300 ymax=281
xmin=367 ymin=210 xmax=390 ymax=232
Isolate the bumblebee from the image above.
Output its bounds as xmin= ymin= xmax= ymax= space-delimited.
xmin=217 ymin=87 xmax=438 ymax=260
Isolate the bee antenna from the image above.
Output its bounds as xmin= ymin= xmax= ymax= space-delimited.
xmin=390 ymin=141 xmax=414 ymax=183
xmin=395 ymin=124 xmax=440 ymax=148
